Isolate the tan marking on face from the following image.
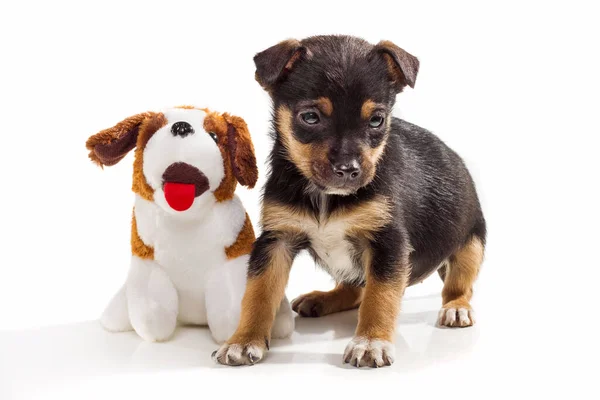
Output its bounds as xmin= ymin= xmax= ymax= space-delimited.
xmin=361 ymin=99 xmax=377 ymax=120
xmin=225 ymin=213 xmax=256 ymax=259
xmin=277 ymin=105 xmax=328 ymax=180
xmin=441 ymin=236 xmax=484 ymax=307
xmin=228 ymin=239 xmax=293 ymax=345
xmin=132 ymin=113 xmax=168 ymax=201
xmin=316 ymin=97 xmax=333 ymax=116
xmin=131 ymin=212 xmax=154 ymax=260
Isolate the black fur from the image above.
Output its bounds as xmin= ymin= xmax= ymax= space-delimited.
xmin=251 ymin=35 xmax=486 ymax=285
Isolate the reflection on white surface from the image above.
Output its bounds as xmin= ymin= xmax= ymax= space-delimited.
xmin=0 ymin=293 xmax=478 ymax=399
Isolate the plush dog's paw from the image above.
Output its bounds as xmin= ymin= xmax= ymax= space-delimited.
xmin=437 ymin=301 xmax=475 ymax=327
xmin=291 ymin=291 xmax=330 ymax=317
xmin=130 ymin=300 xmax=177 ymax=342
xmin=212 ymin=337 xmax=269 ymax=366
xmin=271 ymin=298 xmax=295 ymax=339
xmin=343 ymin=336 xmax=395 ymax=368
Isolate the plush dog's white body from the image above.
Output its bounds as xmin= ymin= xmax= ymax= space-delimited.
xmin=88 ymin=107 xmax=294 ymax=342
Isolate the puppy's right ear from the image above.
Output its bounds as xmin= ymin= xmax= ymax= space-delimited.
xmin=86 ymin=112 xmax=154 ymax=167
xmin=254 ymin=39 xmax=306 ymax=91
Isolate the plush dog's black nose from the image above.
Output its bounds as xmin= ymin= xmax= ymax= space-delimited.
xmin=171 ymin=121 xmax=195 ymax=138
xmin=332 ymin=161 xmax=361 ymax=180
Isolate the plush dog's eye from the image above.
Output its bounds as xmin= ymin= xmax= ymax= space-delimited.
xmin=209 ymin=132 xmax=218 ymax=143
xmin=301 ymin=112 xmax=320 ymax=125
xmin=369 ymin=116 xmax=384 ymax=128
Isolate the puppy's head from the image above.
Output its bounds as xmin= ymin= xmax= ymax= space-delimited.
xmin=254 ymin=35 xmax=418 ymax=195
xmin=86 ymin=107 xmax=257 ymax=214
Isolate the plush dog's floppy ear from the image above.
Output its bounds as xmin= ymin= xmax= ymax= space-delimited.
xmin=222 ymin=114 xmax=258 ymax=188
xmin=86 ymin=113 xmax=150 ymax=167
xmin=254 ymin=39 xmax=307 ymax=91
xmin=373 ymin=40 xmax=420 ymax=92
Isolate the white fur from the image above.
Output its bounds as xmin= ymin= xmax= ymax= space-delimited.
xmin=286 ymin=194 xmax=363 ymax=283
xmin=437 ymin=307 xmax=474 ymax=327
xmin=343 ymin=336 xmax=396 ymax=368
xmin=100 ymin=108 xmax=294 ymax=342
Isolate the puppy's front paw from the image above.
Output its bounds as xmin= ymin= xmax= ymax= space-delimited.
xmin=212 ymin=337 xmax=269 ymax=366
xmin=438 ymin=301 xmax=475 ymax=327
xmin=343 ymin=336 xmax=395 ymax=368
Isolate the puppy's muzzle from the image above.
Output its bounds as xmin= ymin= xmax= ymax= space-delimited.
xmin=162 ymin=162 xmax=209 ymax=211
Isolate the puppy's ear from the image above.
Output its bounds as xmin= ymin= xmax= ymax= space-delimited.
xmin=86 ymin=112 xmax=157 ymax=167
xmin=223 ymin=114 xmax=258 ymax=188
xmin=374 ymin=41 xmax=420 ymax=92
xmin=254 ymin=39 xmax=306 ymax=91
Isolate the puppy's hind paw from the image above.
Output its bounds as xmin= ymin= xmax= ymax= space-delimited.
xmin=437 ymin=301 xmax=475 ymax=327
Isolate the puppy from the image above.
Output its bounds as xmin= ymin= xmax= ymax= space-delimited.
xmin=213 ymin=36 xmax=486 ymax=367
xmin=86 ymin=106 xmax=294 ymax=343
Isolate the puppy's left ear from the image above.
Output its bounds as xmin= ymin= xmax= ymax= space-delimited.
xmin=222 ymin=114 xmax=258 ymax=188
xmin=374 ymin=41 xmax=420 ymax=92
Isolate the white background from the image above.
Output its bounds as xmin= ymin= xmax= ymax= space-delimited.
xmin=1 ymin=0 xmax=598 ymax=399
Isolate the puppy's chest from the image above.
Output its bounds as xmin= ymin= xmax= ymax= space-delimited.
xmin=301 ymin=218 xmax=364 ymax=284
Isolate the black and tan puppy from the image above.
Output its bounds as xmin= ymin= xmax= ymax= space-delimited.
xmin=213 ymin=35 xmax=486 ymax=367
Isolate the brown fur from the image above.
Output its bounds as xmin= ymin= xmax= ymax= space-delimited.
xmin=316 ymin=97 xmax=333 ymax=116
xmin=225 ymin=213 xmax=256 ymax=259
xmin=355 ymin=261 xmax=408 ymax=342
xmin=261 ymin=195 xmax=391 ymax=240
xmin=360 ymin=99 xmax=377 ymax=120
xmin=291 ymin=283 xmax=363 ymax=317
xmin=441 ymin=236 xmax=484 ymax=309
xmin=204 ymin=111 xmax=258 ymax=202
xmin=131 ymin=211 xmax=154 ymax=260
xmin=86 ymin=112 xmax=166 ymax=201
xmin=276 ymin=105 xmax=328 ymax=180
xmin=374 ymin=40 xmax=420 ymax=90
xmin=132 ymin=113 xmax=167 ymax=201
xmin=204 ymin=111 xmax=237 ymax=202
xmin=86 ymin=112 xmax=151 ymax=167
xmin=227 ymin=241 xmax=293 ymax=346
xmin=223 ymin=113 xmax=258 ymax=188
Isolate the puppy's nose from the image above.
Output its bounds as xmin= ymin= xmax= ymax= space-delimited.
xmin=332 ymin=161 xmax=361 ymax=180
xmin=171 ymin=121 xmax=195 ymax=138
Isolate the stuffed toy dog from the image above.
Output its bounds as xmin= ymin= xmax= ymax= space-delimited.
xmin=86 ymin=106 xmax=294 ymax=342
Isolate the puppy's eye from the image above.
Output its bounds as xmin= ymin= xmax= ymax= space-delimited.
xmin=209 ymin=132 xmax=218 ymax=143
xmin=369 ymin=116 xmax=384 ymax=128
xmin=301 ymin=112 xmax=320 ymax=125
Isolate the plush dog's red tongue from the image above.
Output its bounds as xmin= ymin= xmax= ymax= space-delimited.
xmin=164 ymin=182 xmax=195 ymax=211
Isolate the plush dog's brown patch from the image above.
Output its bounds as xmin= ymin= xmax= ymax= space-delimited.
xmin=131 ymin=212 xmax=154 ymax=260
xmin=132 ymin=113 xmax=167 ymax=201
xmin=204 ymin=111 xmax=258 ymax=202
xmin=225 ymin=213 xmax=256 ymax=259
xmin=86 ymin=112 xmax=167 ymax=202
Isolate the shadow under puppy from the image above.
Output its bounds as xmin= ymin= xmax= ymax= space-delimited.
xmin=86 ymin=107 xmax=294 ymax=343
xmin=213 ymin=35 xmax=486 ymax=367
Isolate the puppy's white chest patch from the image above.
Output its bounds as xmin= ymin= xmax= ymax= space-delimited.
xmin=308 ymin=220 xmax=361 ymax=283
